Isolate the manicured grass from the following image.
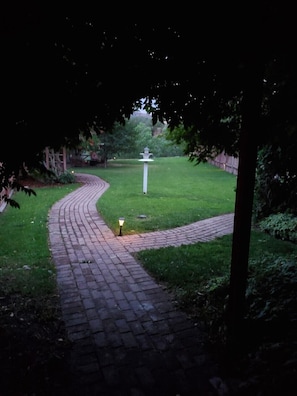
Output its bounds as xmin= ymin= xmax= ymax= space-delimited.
xmin=0 ymin=184 xmax=80 ymax=297
xmin=71 ymin=157 xmax=297 ymax=343
xmin=2 ymin=162 xmax=295 ymax=321
xmin=0 ymin=183 xmax=80 ymax=394
xmin=135 ymin=230 xmax=297 ymax=311
xmin=2 ymin=159 xmax=296 ymax=329
xmin=71 ymin=157 xmax=236 ymax=234
xmin=1 ymin=157 xmax=297 ymax=394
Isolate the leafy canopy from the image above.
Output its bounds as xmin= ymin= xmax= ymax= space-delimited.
xmin=2 ymin=4 xmax=296 ymax=170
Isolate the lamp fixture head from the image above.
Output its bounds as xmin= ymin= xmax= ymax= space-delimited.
xmin=118 ymin=217 xmax=125 ymax=236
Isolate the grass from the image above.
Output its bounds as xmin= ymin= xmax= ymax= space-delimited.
xmin=71 ymin=158 xmax=297 ymax=393
xmin=71 ymin=157 xmax=236 ymax=234
xmin=0 ymin=157 xmax=236 ymax=321
xmin=0 ymin=184 xmax=80 ymax=299
xmin=135 ymin=231 xmax=297 ymax=323
xmin=0 ymin=182 xmax=81 ymax=395
xmin=1 ymin=157 xmax=297 ymax=394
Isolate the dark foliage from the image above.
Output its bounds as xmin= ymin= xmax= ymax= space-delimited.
xmin=1 ymin=3 xmax=296 ymax=169
xmin=0 ymin=163 xmax=36 ymax=209
xmin=254 ymin=144 xmax=297 ymax=219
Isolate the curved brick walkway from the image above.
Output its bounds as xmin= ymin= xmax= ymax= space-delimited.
xmin=48 ymin=173 xmax=234 ymax=396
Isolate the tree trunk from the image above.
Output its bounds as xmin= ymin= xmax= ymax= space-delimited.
xmin=226 ymin=60 xmax=264 ymax=348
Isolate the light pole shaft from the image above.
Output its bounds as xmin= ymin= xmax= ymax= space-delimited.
xmin=143 ymin=162 xmax=148 ymax=193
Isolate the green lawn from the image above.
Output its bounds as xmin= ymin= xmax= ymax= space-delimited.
xmin=0 ymin=184 xmax=80 ymax=297
xmin=71 ymin=156 xmax=236 ymax=234
xmin=1 ymin=157 xmax=297 ymax=394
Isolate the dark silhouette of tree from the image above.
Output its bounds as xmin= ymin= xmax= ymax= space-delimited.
xmin=2 ymin=2 xmax=296 ymax=344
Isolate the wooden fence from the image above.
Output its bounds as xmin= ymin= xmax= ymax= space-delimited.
xmin=1 ymin=147 xmax=67 ymax=213
xmin=0 ymin=186 xmax=13 ymax=213
xmin=208 ymin=152 xmax=239 ymax=175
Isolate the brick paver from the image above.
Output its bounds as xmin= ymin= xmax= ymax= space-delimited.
xmin=48 ymin=173 xmax=234 ymax=395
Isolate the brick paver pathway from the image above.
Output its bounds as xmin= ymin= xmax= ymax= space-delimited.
xmin=48 ymin=173 xmax=234 ymax=396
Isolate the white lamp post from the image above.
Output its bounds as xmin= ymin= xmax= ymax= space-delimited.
xmin=138 ymin=147 xmax=154 ymax=194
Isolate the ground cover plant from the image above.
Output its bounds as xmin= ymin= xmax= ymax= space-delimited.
xmin=258 ymin=212 xmax=297 ymax=243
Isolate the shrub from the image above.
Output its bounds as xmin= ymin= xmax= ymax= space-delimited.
xmin=247 ymin=254 xmax=297 ymax=322
xmin=56 ymin=171 xmax=76 ymax=184
xmin=258 ymin=213 xmax=297 ymax=243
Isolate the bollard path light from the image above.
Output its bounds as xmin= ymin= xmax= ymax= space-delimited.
xmin=118 ymin=217 xmax=125 ymax=236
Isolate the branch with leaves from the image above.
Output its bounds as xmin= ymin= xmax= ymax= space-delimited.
xmin=0 ymin=162 xmax=36 ymax=210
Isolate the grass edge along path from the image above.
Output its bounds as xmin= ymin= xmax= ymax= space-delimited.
xmin=1 ymin=159 xmax=297 ymax=394
xmin=71 ymin=157 xmax=237 ymax=235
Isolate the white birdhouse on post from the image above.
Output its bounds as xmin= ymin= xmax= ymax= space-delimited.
xmin=138 ymin=147 xmax=154 ymax=194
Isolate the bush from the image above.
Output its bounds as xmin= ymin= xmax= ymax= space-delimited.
xmin=247 ymin=254 xmax=297 ymax=322
xmin=56 ymin=171 xmax=76 ymax=184
xmin=258 ymin=213 xmax=297 ymax=243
